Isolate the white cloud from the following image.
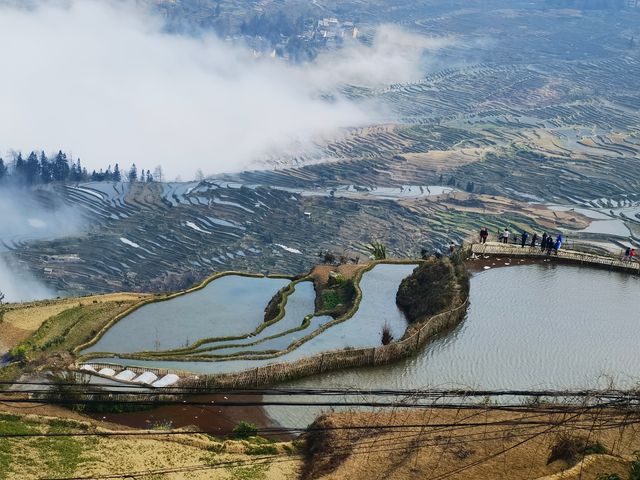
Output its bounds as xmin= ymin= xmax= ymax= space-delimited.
xmin=0 ymin=1 xmax=454 ymax=179
xmin=305 ymin=25 xmax=455 ymax=88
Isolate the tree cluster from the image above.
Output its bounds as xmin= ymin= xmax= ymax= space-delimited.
xmin=396 ymin=256 xmax=468 ymax=324
xmin=0 ymin=151 xmax=157 ymax=185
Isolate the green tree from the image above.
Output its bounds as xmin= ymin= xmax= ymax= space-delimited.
xmin=113 ymin=163 xmax=121 ymax=182
xmin=0 ymin=158 xmax=7 ymax=181
xmin=40 ymin=151 xmax=52 ymax=183
xmin=53 ymin=150 xmax=70 ymax=181
xmin=128 ymin=163 xmax=138 ymax=182
xmin=26 ymin=151 xmax=40 ymax=185
xmin=233 ymin=421 xmax=258 ymax=439
xmin=366 ymin=240 xmax=387 ymax=260
xmin=14 ymin=152 xmax=26 ymax=181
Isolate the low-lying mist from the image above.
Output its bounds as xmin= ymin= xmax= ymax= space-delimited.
xmin=0 ymin=256 xmax=54 ymax=303
xmin=0 ymin=186 xmax=85 ymax=302
xmin=0 ymin=186 xmax=86 ymax=247
xmin=0 ymin=0 xmax=456 ymax=179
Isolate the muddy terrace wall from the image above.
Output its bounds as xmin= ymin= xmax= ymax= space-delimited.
xmin=184 ymin=297 xmax=469 ymax=389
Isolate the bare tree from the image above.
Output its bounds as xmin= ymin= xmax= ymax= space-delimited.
xmin=153 ymin=165 xmax=164 ymax=183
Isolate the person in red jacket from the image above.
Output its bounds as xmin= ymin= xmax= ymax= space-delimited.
xmin=479 ymin=227 xmax=488 ymax=244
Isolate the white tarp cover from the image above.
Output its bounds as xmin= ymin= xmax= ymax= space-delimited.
xmin=79 ymin=365 xmax=97 ymax=372
xmin=152 ymin=374 xmax=180 ymax=388
xmin=97 ymin=368 xmax=116 ymax=377
xmin=114 ymin=370 xmax=137 ymax=381
xmin=133 ymin=372 xmax=158 ymax=384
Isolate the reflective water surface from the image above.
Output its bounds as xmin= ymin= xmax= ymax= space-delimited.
xmin=83 ymin=275 xmax=290 ymax=354
xmin=88 ymin=263 xmax=416 ymax=372
xmin=264 ymin=264 xmax=640 ymax=427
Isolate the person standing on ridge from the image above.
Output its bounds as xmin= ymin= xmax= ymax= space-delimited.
xmin=480 ymin=227 xmax=489 ymax=244
xmin=541 ymin=232 xmax=548 ymax=251
xmin=554 ymin=236 xmax=562 ymax=255
xmin=531 ymin=232 xmax=538 ymax=248
xmin=546 ymin=235 xmax=554 ymax=255
xmin=521 ymin=231 xmax=529 ymax=248
xmin=502 ymin=228 xmax=510 ymax=244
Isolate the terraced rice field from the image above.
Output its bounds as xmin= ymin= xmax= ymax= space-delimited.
xmin=83 ymin=263 xmax=416 ymax=375
xmin=3 ymin=4 xmax=639 ymax=296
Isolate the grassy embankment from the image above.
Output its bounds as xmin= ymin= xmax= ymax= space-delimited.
xmin=0 ymin=271 xmax=289 ymax=382
xmin=0 ymin=294 xmax=148 ymax=386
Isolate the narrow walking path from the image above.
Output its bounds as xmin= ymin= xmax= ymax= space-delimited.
xmin=471 ymin=242 xmax=640 ymax=274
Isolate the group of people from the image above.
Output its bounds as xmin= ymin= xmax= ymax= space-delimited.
xmin=479 ymin=227 xmax=564 ymax=255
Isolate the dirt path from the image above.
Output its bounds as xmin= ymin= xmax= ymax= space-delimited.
xmin=87 ymin=393 xmax=290 ymax=440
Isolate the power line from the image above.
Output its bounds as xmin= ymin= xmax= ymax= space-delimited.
xmin=39 ymin=403 xmax=629 ymax=480
xmin=1 ymin=395 xmax=634 ymax=412
xmin=1 ymin=396 xmax=630 ymax=480
xmin=4 ymin=381 xmax=640 ymax=399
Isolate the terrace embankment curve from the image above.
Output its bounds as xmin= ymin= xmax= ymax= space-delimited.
xmin=74 ymin=270 xmax=293 ymax=355
xmin=77 ymin=260 xmax=470 ymax=387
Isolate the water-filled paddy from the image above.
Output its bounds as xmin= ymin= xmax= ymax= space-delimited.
xmin=87 ymin=264 xmax=640 ymax=390
xmin=88 ymin=263 xmax=416 ymax=372
xmin=83 ymin=275 xmax=290 ymax=354
xmin=85 ymin=263 xmax=640 ymax=432
xmin=262 ymin=264 xmax=640 ymax=428
xmin=579 ymin=219 xmax=631 ymax=236
xmin=279 ymin=264 xmax=640 ymax=391
xmin=191 ymin=281 xmax=332 ymax=355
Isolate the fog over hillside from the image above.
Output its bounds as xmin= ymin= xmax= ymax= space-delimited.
xmin=0 ymin=0 xmax=454 ymax=179
xmin=0 ymin=187 xmax=86 ymax=302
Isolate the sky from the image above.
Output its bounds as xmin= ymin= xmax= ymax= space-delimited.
xmin=0 ymin=0 xmax=455 ymax=179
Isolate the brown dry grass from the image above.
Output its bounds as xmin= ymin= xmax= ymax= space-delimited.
xmin=0 ymin=293 xmax=148 ymax=350
xmin=0 ymin=410 xmax=301 ymax=480
xmin=401 ymin=147 xmax=489 ymax=171
xmin=414 ymin=192 xmax=591 ymax=231
xmin=73 ymin=437 xmax=300 ymax=480
xmin=304 ymin=408 xmax=640 ymax=480
xmin=309 ymin=264 xmax=367 ymax=288
xmin=126 ymin=181 xmax=167 ymax=208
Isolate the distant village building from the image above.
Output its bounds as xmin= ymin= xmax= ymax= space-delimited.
xmin=314 ymin=17 xmax=358 ymax=44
